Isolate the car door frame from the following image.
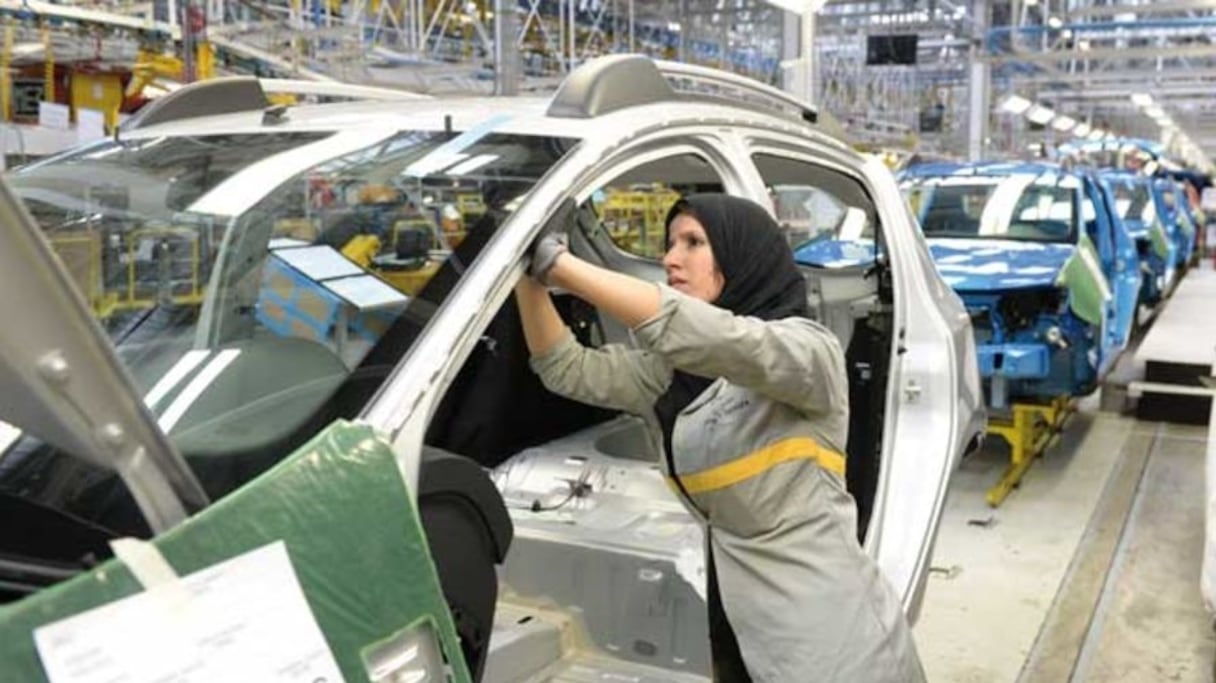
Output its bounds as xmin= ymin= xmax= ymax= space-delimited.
xmin=728 ymin=129 xmax=982 ymax=620
xmin=359 ymin=122 xmax=755 ymax=497
xmin=1086 ymin=174 xmax=1140 ymax=354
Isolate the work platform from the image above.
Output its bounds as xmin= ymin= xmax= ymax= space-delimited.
xmin=1132 ymin=266 xmax=1216 ymax=425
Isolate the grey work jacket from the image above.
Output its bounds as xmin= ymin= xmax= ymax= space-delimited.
xmin=531 ymin=285 xmax=924 ymax=683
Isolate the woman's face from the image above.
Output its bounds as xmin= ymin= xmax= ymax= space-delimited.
xmin=663 ymin=213 xmax=724 ymax=302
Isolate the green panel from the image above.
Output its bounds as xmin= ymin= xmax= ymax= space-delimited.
xmin=1149 ymin=219 xmax=1171 ymax=259
xmin=1057 ymin=235 xmax=1106 ymax=327
xmin=0 ymin=420 xmax=471 ymax=683
xmin=1179 ymin=213 xmax=1196 ymax=239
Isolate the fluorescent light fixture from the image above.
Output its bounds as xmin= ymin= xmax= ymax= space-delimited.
xmin=1144 ymin=105 xmax=1166 ymax=119
xmin=764 ymin=0 xmax=830 ymax=12
xmin=1088 ymin=129 xmax=1105 ymax=140
xmin=1131 ymin=93 xmax=1153 ymax=107
xmin=1078 ymin=39 xmax=1091 ymax=50
xmin=1061 ymin=29 xmax=1073 ymax=39
xmin=1052 ymin=115 xmax=1077 ymax=132
xmin=1027 ymin=105 xmax=1056 ymax=125
xmin=12 ymin=42 xmax=45 ymax=57
xmin=1073 ymin=122 xmax=1091 ymax=137
xmin=999 ymin=95 xmax=1033 ymax=114
xmin=1024 ymin=0 xmax=1038 ymax=5
xmin=1047 ymin=16 xmax=1063 ymax=29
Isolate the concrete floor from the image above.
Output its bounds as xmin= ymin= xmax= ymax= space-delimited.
xmin=914 ymin=404 xmax=1215 ymax=682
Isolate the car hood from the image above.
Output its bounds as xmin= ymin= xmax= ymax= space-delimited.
xmin=928 ymin=238 xmax=1074 ymax=292
xmin=793 ymin=239 xmax=876 ymax=268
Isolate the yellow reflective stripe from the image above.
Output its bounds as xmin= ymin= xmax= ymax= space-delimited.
xmin=672 ymin=437 xmax=846 ymax=495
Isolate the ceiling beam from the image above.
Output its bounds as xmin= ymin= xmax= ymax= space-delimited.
xmin=989 ymin=44 xmax=1216 ymax=65
xmin=1067 ymin=0 xmax=1216 ymax=19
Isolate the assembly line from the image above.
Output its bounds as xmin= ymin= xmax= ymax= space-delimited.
xmin=0 ymin=2 xmax=1213 ymax=683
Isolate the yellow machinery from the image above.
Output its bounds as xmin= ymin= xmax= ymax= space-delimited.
xmin=125 ymin=45 xmax=216 ymax=102
xmin=598 ymin=186 xmax=680 ymax=259
xmin=339 ymin=233 xmax=440 ymax=296
xmin=70 ymin=71 xmax=125 ymax=129
xmin=984 ymin=397 xmax=1074 ymax=506
xmin=48 ymin=233 xmax=118 ymax=318
xmin=48 ymin=226 xmax=204 ymax=318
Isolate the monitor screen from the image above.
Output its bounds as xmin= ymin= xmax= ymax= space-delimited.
xmin=866 ymin=34 xmax=919 ymax=65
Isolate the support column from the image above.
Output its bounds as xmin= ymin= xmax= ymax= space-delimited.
xmin=180 ymin=0 xmax=196 ymax=82
xmin=780 ymin=9 xmax=815 ymax=103
xmin=967 ymin=0 xmax=991 ymax=161
xmin=493 ymin=0 xmax=520 ymax=95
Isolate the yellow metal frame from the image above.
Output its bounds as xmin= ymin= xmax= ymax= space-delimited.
xmin=49 ymin=233 xmax=118 ymax=318
xmin=120 ymin=227 xmax=203 ymax=310
xmin=984 ymin=396 xmax=1074 ymax=506
xmin=599 ymin=187 xmax=680 ymax=259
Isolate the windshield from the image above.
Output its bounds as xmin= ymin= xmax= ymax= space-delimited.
xmin=1111 ymin=179 xmax=1156 ymax=225
xmin=902 ymin=173 xmax=1078 ymax=243
xmin=0 ymin=128 xmax=576 ymax=569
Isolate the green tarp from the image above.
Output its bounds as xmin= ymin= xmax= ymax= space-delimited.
xmin=0 ymin=420 xmax=470 ymax=683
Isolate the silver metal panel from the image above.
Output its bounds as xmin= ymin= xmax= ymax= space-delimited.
xmin=493 ymin=417 xmax=711 ymax=676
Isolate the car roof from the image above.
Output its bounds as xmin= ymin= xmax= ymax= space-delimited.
xmin=902 ymin=160 xmax=1071 ymax=179
xmin=120 ymin=55 xmax=853 ymax=157
xmin=126 ymin=95 xmax=849 ymax=151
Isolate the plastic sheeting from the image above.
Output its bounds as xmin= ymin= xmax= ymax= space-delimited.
xmin=0 ymin=420 xmax=470 ymax=683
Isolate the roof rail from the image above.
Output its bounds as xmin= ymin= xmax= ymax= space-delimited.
xmin=259 ymin=79 xmax=432 ymax=102
xmin=653 ymin=59 xmax=818 ymax=124
xmin=122 ymin=77 xmax=270 ymax=131
xmin=121 ymin=76 xmax=429 ymax=132
xmin=546 ymin=54 xmax=818 ymax=125
xmin=546 ymin=54 xmax=676 ymax=119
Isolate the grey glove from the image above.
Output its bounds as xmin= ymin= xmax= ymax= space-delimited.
xmin=528 ymin=232 xmax=568 ymax=285
xmin=527 ymin=198 xmax=576 ymax=285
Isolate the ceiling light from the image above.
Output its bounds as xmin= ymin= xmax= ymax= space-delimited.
xmin=1088 ymin=129 xmax=1106 ymax=140
xmin=1144 ymin=105 xmax=1166 ymax=119
xmin=1131 ymin=93 xmax=1153 ymax=107
xmin=1047 ymin=16 xmax=1063 ymax=29
xmin=1024 ymin=0 xmax=1038 ymax=6
xmin=1027 ymin=105 xmax=1056 ymax=125
xmin=1073 ymin=122 xmax=1091 ymax=137
xmin=1052 ymin=115 xmax=1077 ymax=132
xmin=1061 ymin=29 xmax=1073 ymax=40
xmin=1078 ymin=39 xmax=1091 ymax=51
xmin=999 ymin=95 xmax=1033 ymax=114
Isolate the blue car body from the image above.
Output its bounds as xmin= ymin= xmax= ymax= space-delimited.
xmin=1100 ymin=170 xmax=1177 ymax=305
xmin=875 ymin=162 xmax=1141 ymax=408
xmin=1152 ymin=177 xmax=1198 ymax=266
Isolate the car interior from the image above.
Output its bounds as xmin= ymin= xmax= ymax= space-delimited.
xmin=0 ymin=149 xmax=895 ymax=682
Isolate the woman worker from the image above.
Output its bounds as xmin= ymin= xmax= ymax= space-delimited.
xmin=514 ymin=193 xmax=924 ymax=682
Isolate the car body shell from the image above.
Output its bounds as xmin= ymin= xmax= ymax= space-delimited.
xmin=895 ymin=161 xmax=1139 ymax=408
xmin=0 ymin=58 xmax=983 ymax=679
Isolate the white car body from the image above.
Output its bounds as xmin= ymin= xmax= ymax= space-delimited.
xmin=0 ymin=56 xmax=983 ymax=679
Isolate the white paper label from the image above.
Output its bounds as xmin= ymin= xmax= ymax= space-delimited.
xmin=38 ymin=102 xmax=71 ymax=130
xmin=76 ymin=108 xmax=108 ymax=144
xmin=34 ymin=541 xmax=344 ymax=683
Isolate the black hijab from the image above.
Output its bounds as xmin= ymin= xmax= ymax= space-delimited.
xmin=652 ymin=194 xmax=810 ymax=459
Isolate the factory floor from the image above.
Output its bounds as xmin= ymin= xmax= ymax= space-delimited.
xmin=915 ymin=274 xmax=1215 ymax=682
